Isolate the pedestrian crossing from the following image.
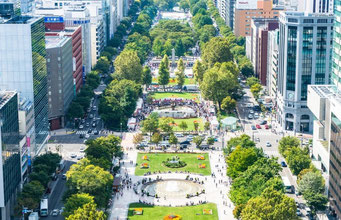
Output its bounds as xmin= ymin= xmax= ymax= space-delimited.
xmin=76 ymin=130 xmax=88 ymax=135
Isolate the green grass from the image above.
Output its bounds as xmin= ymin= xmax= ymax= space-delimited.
xmin=152 ymin=77 xmax=196 ymax=85
xmin=171 ymin=118 xmax=204 ymax=132
xmin=150 ymin=92 xmax=199 ymax=101
xmin=128 ymin=203 xmax=218 ymax=220
xmin=135 ymin=153 xmax=211 ymax=176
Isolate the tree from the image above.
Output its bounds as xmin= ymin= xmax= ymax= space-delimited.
xmin=179 ymin=0 xmax=190 ymax=11
xmin=204 ymin=121 xmax=210 ymax=132
xmin=169 ymin=133 xmax=178 ymax=148
xmin=141 ymin=113 xmax=159 ymax=137
xmin=33 ymin=153 xmax=61 ymax=175
xmin=207 ymin=137 xmax=215 ymax=146
xmin=151 ymin=132 xmax=162 ymax=147
xmin=193 ymin=136 xmax=204 ymax=147
xmin=158 ymin=55 xmax=170 ymax=88
xmin=200 ymin=62 xmax=239 ymax=109
xmin=240 ymin=187 xmax=297 ymax=220
xmin=226 ymin=146 xmax=260 ymax=179
xmin=246 ymin=76 xmax=260 ymax=88
xmin=193 ymin=121 xmax=199 ymax=133
xmin=179 ymin=121 xmax=188 ymax=133
xmin=66 ymin=159 xmax=113 ymax=207
xmin=278 ymin=136 xmax=300 ymax=156
xmin=239 ymin=59 xmax=254 ymax=77
xmin=176 ymin=58 xmax=185 ymax=88
xmin=114 ymin=50 xmax=143 ymax=83
xmin=298 ymin=172 xmax=325 ymax=195
xmin=286 ymin=147 xmax=311 ymax=175
xmin=175 ymin=39 xmax=185 ymax=57
xmin=152 ymin=37 xmax=164 ymax=56
xmin=159 ymin=117 xmax=174 ymax=134
xmin=29 ymin=171 xmax=50 ymax=187
xmin=67 ymin=102 xmax=84 ymax=120
xmin=250 ymin=83 xmax=262 ymax=99
xmin=304 ymin=192 xmax=328 ymax=214
xmin=193 ymin=60 xmax=205 ymax=84
xmin=63 ymin=194 xmax=95 ymax=218
xmin=142 ymin=66 xmax=152 ymax=86
xmin=202 ymin=37 xmax=233 ymax=68
xmin=221 ymin=96 xmax=236 ymax=114
xmin=17 ymin=181 xmax=44 ymax=210
xmin=225 ymin=134 xmax=256 ymax=155
xmin=66 ymin=203 xmax=106 ymax=220
xmin=94 ymin=56 xmax=110 ymax=75
xmin=133 ymin=133 xmax=144 ymax=146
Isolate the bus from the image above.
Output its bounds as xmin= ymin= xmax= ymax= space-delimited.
xmin=282 ymin=176 xmax=293 ymax=193
xmin=40 ymin=198 xmax=48 ymax=217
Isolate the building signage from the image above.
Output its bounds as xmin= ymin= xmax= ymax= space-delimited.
xmin=236 ymin=0 xmax=258 ymax=9
xmin=44 ymin=17 xmax=64 ymax=23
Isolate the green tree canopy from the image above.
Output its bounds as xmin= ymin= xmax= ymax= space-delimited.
xmin=158 ymin=55 xmax=170 ymax=87
xmin=66 ymin=202 xmax=106 ymax=220
xmin=221 ymin=96 xmax=236 ymax=114
xmin=298 ymin=171 xmax=325 ymax=195
xmin=66 ymin=159 xmax=113 ymax=207
xmin=286 ymin=147 xmax=311 ymax=176
xmin=63 ymin=193 xmax=95 ymax=218
xmin=240 ymin=187 xmax=297 ymax=220
xmin=141 ymin=112 xmax=159 ymax=136
xmin=278 ymin=136 xmax=300 ymax=156
xmin=142 ymin=66 xmax=152 ymax=86
xmin=202 ymin=37 xmax=233 ymax=68
xmin=176 ymin=58 xmax=185 ymax=88
xmin=114 ymin=50 xmax=143 ymax=83
xmin=193 ymin=60 xmax=205 ymax=84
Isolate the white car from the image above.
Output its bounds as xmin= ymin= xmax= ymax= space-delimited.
xmin=85 ymin=134 xmax=90 ymax=139
xmin=80 ymin=147 xmax=85 ymax=152
xmin=266 ymin=142 xmax=272 ymax=147
xmin=249 ymin=109 xmax=254 ymax=114
xmin=175 ymin=133 xmax=184 ymax=137
xmin=248 ymin=114 xmax=253 ymax=119
xmin=51 ymin=209 xmax=59 ymax=216
xmin=79 ymin=125 xmax=84 ymax=129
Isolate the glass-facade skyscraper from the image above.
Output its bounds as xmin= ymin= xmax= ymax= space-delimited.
xmin=0 ymin=91 xmax=21 ymax=219
xmin=277 ymin=11 xmax=333 ymax=133
xmin=0 ymin=16 xmax=49 ymax=157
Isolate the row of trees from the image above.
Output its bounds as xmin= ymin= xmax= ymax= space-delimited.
xmin=151 ymin=20 xmax=195 ymax=57
xmin=278 ymin=136 xmax=328 ymax=214
xmin=15 ymin=153 xmax=61 ymax=216
xmin=224 ymin=135 xmax=297 ymax=219
xmin=246 ymin=76 xmax=263 ymax=99
xmin=63 ymin=135 xmax=122 ymax=219
xmin=99 ymin=1 xmax=157 ymax=130
xmin=206 ymin=0 xmax=254 ymax=77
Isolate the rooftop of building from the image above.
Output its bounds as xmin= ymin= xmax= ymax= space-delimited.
xmin=19 ymin=97 xmax=33 ymax=112
xmin=0 ymin=91 xmax=16 ymax=109
xmin=4 ymin=15 xmax=42 ymax=24
xmin=45 ymin=35 xmax=70 ymax=49
xmin=280 ymin=11 xmax=334 ymax=18
xmin=309 ymin=85 xmax=341 ymax=105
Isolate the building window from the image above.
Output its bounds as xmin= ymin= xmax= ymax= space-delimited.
xmin=303 ymin=19 xmax=314 ymax=23
xmin=288 ymin=18 xmax=298 ymax=23
xmin=286 ymin=26 xmax=297 ymax=92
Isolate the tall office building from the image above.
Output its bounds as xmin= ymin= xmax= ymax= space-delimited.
xmin=46 ymin=36 xmax=74 ymax=130
xmin=0 ymin=16 xmax=49 ymax=157
xmin=0 ymin=91 xmax=21 ymax=220
xmin=267 ymin=29 xmax=279 ymax=100
xmin=298 ymin=0 xmax=334 ymax=13
xmin=233 ymin=0 xmax=284 ymax=37
xmin=276 ymin=11 xmax=333 ymax=133
xmin=307 ymin=0 xmax=341 ymax=218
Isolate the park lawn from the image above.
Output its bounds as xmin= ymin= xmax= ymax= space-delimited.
xmin=135 ymin=153 xmax=211 ymax=176
xmin=171 ymin=118 xmax=204 ymax=132
xmin=152 ymin=77 xmax=196 ymax=85
xmin=128 ymin=203 xmax=218 ymax=220
xmin=150 ymin=92 xmax=199 ymax=101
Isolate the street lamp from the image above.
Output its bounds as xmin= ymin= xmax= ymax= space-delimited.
xmin=120 ymin=122 xmax=123 ymax=139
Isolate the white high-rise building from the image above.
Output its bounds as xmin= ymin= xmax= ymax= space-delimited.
xmin=298 ymin=0 xmax=334 ymax=13
xmin=276 ymin=11 xmax=333 ymax=133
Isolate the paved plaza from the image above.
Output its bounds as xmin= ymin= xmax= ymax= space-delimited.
xmin=108 ymin=133 xmax=235 ymax=220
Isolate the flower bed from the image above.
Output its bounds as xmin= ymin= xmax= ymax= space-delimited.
xmin=163 ymin=156 xmax=187 ymax=168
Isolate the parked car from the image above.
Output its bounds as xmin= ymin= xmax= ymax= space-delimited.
xmin=254 ymin=113 xmax=259 ymax=119
xmin=256 ymin=124 xmax=261 ymax=129
xmin=280 ymin=161 xmax=287 ymax=167
xmin=251 ymin=125 xmax=257 ymax=130
xmin=266 ymin=142 xmax=271 ymax=147
xmin=265 ymin=124 xmax=269 ymax=129
xmin=175 ymin=133 xmax=184 ymax=137
xmin=51 ymin=209 xmax=59 ymax=216
xmin=249 ymin=109 xmax=254 ymax=114
xmin=70 ymin=154 xmax=77 ymax=158
xmin=180 ymin=140 xmax=191 ymax=145
xmin=248 ymin=114 xmax=253 ymax=119
xmin=260 ymin=120 xmax=267 ymax=125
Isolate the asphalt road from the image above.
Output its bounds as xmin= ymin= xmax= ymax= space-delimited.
xmin=45 ymin=160 xmax=75 ymax=220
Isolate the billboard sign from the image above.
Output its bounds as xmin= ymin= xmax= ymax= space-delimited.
xmin=44 ymin=16 xmax=64 ymax=23
xmin=236 ymin=0 xmax=258 ymax=9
